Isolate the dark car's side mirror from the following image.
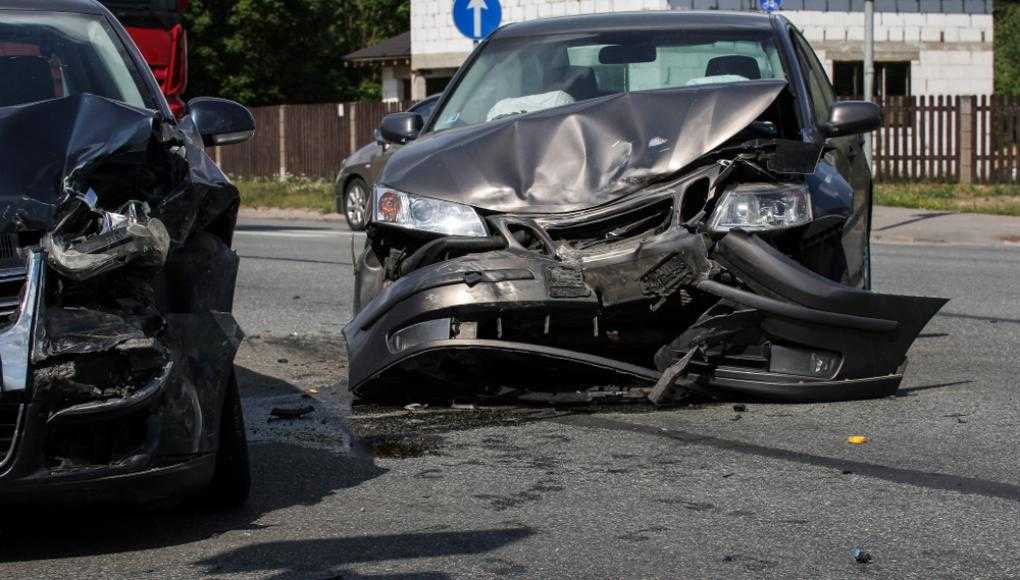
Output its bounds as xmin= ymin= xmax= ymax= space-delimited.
xmin=379 ymin=112 xmax=424 ymax=145
xmin=822 ymin=101 xmax=883 ymax=138
xmin=187 ymin=97 xmax=255 ymax=146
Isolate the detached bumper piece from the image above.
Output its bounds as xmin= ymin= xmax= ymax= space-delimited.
xmin=345 ymin=229 xmax=945 ymax=403
xmin=654 ymin=231 xmax=947 ymax=402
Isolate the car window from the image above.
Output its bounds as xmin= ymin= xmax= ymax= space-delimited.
xmin=433 ymin=29 xmax=786 ymax=132
xmin=0 ymin=10 xmax=152 ymax=109
xmin=791 ymin=30 xmax=834 ymax=126
xmin=410 ymin=97 xmax=438 ymax=121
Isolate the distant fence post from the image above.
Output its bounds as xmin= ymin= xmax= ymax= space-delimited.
xmin=959 ymin=96 xmax=975 ymax=186
xmin=278 ymin=104 xmax=288 ymax=179
xmin=349 ymin=103 xmax=358 ymax=154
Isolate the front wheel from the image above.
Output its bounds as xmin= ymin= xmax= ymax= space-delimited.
xmin=343 ymin=177 xmax=370 ymax=231
xmin=206 ymin=370 xmax=250 ymax=508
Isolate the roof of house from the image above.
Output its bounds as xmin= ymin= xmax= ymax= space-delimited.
xmin=344 ymin=31 xmax=411 ymax=65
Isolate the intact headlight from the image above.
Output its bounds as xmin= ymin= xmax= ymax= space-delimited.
xmin=708 ymin=183 xmax=812 ymax=233
xmin=372 ymin=186 xmax=487 ymax=237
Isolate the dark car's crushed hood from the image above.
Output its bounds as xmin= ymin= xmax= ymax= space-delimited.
xmin=381 ymin=80 xmax=788 ymax=213
xmin=0 ymin=94 xmax=161 ymax=232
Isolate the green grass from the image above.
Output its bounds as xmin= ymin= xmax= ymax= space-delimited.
xmin=234 ymin=177 xmax=336 ymax=214
xmin=874 ymin=182 xmax=1020 ymax=217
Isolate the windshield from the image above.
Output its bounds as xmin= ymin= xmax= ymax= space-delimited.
xmin=434 ymin=29 xmax=786 ymax=132
xmin=0 ymin=10 xmax=151 ymax=109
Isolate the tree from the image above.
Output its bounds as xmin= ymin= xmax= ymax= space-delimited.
xmin=995 ymin=0 xmax=1020 ymax=94
xmin=183 ymin=0 xmax=410 ymax=105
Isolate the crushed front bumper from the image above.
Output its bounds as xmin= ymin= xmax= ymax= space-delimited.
xmin=344 ymin=228 xmax=945 ymax=403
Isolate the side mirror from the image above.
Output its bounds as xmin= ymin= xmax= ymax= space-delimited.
xmin=374 ymin=128 xmax=386 ymax=146
xmin=187 ymin=97 xmax=255 ymax=146
xmin=379 ymin=112 xmax=424 ymax=145
xmin=822 ymin=101 xmax=882 ymax=138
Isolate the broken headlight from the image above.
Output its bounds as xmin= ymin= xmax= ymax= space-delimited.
xmin=373 ymin=186 xmax=487 ymax=237
xmin=44 ymin=195 xmax=171 ymax=281
xmin=708 ymin=183 xmax=812 ymax=233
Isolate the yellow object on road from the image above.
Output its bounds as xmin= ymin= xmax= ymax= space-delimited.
xmin=847 ymin=435 xmax=870 ymax=445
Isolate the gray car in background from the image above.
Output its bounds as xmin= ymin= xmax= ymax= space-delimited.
xmin=334 ymin=95 xmax=440 ymax=230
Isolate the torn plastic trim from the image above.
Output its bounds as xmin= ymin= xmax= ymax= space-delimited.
xmin=695 ymin=279 xmax=898 ymax=333
xmin=45 ymin=361 xmax=173 ymax=425
xmin=0 ymin=250 xmax=44 ymax=394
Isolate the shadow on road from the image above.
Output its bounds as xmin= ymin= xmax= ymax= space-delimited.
xmin=0 ymin=441 xmax=384 ymax=562
xmin=194 ymin=528 xmax=535 ymax=579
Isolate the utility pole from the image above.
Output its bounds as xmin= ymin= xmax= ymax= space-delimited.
xmin=863 ymin=0 xmax=875 ymax=165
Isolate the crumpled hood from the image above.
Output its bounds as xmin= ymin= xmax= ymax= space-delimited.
xmin=0 ymin=93 xmax=234 ymax=242
xmin=0 ymin=94 xmax=160 ymax=232
xmin=381 ymin=79 xmax=787 ymax=214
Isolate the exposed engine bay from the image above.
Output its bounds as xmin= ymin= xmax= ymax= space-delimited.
xmin=344 ymin=82 xmax=946 ymax=404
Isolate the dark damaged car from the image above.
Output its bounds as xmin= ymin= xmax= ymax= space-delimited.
xmin=344 ymin=12 xmax=946 ymax=404
xmin=0 ymin=0 xmax=254 ymax=503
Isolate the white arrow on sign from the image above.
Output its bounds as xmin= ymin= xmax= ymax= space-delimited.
xmin=468 ymin=0 xmax=488 ymax=38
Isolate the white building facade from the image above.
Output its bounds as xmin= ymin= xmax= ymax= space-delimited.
xmin=402 ymin=0 xmax=993 ymax=100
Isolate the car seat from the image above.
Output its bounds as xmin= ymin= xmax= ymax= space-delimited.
xmin=705 ymin=55 xmax=762 ymax=80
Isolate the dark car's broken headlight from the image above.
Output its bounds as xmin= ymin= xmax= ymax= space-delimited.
xmin=373 ymin=185 xmax=487 ymax=237
xmin=708 ymin=183 xmax=812 ymax=233
xmin=43 ymin=193 xmax=171 ymax=281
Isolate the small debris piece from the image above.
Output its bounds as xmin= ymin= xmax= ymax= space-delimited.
xmin=277 ymin=358 xmax=289 ymax=364
xmin=731 ymin=414 xmax=742 ymax=421
xmin=270 ymin=405 xmax=314 ymax=420
xmin=307 ymin=388 xmax=319 ymax=395
xmin=451 ymin=402 xmax=477 ymax=410
xmin=850 ymin=546 xmax=872 ymax=564
xmin=648 ymin=348 xmax=698 ymax=405
xmin=404 ymin=403 xmax=428 ymax=411
xmin=733 ymin=404 xmax=747 ymax=412
xmin=847 ymin=435 xmax=870 ymax=445
xmin=292 ymin=295 xmax=301 ymax=300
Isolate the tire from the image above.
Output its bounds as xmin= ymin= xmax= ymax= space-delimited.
xmin=206 ymin=370 xmax=250 ymax=508
xmin=343 ymin=177 xmax=370 ymax=231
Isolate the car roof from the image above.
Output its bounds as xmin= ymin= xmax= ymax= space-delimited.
xmin=0 ymin=0 xmax=106 ymax=14
xmin=496 ymin=10 xmax=775 ymax=38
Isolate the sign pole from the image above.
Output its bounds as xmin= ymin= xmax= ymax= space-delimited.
xmin=864 ymin=0 xmax=874 ymax=166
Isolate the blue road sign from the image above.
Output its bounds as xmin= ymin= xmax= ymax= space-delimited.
xmin=453 ymin=0 xmax=502 ymax=41
xmin=758 ymin=0 xmax=782 ymax=12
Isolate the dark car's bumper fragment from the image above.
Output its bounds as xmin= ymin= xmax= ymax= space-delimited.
xmin=344 ymin=228 xmax=944 ymax=403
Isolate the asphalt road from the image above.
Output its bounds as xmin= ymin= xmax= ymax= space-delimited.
xmin=2 ymin=216 xmax=1018 ymax=579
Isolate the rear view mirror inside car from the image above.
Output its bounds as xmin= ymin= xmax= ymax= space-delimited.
xmin=599 ymin=44 xmax=657 ymax=64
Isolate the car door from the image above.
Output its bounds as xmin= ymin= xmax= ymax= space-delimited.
xmin=790 ymin=30 xmax=872 ymax=289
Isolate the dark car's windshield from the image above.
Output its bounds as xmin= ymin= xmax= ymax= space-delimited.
xmin=0 ymin=10 xmax=151 ymax=109
xmin=434 ymin=29 xmax=786 ymax=132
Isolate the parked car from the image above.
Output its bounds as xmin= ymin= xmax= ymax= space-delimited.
xmin=0 ymin=0 xmax=253 ymax=505
xmin=344 ymin=11 xmax=946 ymax=404
xmin=335 ymin=95 xmax=440 ymax=230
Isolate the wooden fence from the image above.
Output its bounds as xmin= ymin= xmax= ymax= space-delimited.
xmin=217 ymin=95 xmax=1020 ymax=184
xmin=214 ymin=100 xmax=414 ymax=180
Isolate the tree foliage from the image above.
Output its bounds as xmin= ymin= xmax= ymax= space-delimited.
xmin=995 ymin=0 xmax=1020 ymax=95
xmin=182 ymin=0 xmax=409 ymax=105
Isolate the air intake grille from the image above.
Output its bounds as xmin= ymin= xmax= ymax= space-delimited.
xmin=0 ymin=235 xmax=26 ymax=324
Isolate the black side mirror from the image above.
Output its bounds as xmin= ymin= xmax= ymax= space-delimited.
xmin=822 ymin=101 xmax=882 ymax=138
xmin=379 ymin=112 xmax=424 ymax=145
xmin=187 ymin=97 xmax=255 ymax=146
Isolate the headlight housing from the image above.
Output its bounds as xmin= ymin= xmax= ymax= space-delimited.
xmin=708 ymin=183 xmax=812 ymax=233
xmin=373 ymin=186 xmax=487 ymax=237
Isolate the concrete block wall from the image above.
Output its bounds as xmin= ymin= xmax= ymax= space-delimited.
xmin=411 ymin=0 xmax=994 ymax=95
